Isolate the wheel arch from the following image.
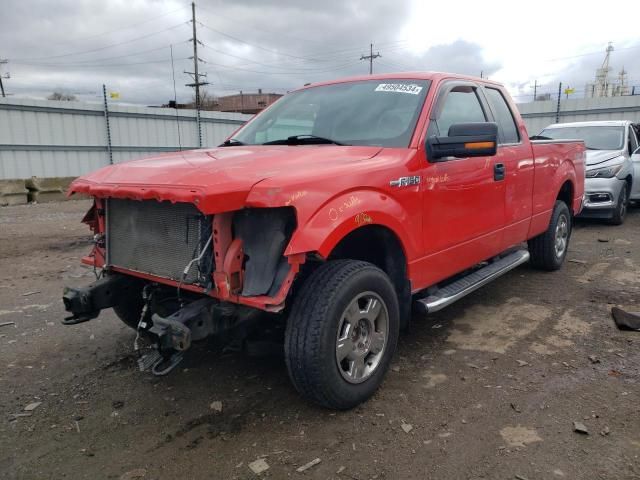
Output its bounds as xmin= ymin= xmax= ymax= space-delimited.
xmin=285 ymin=189 xmax=420 ymax=260
xmin=556 ymin=179 xmax=574 ymax=212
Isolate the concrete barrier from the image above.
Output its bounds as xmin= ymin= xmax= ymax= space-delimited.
xmin=0 ymin=179 xmax=29 ymax=206
xmin=25 ymin=176 xmax=78 ymax=203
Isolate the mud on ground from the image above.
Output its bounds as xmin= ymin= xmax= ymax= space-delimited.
xmin=0 ymin=200 xmax=639 ymax=479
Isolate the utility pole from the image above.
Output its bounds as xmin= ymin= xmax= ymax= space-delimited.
xmin=360 ymin=43 xmax=381 ymax=75
xmin=102 ymin=84 xmax=113 ymax=165
xmin=185 ymin=2 xmax=208 ymax=147
xmin=555 ymin=82 xmax=562 ymax=123
xmin=532 ymin=80 xmax=538 ymax=101
xmin=0 ymin=59 xmax=8 ymax=98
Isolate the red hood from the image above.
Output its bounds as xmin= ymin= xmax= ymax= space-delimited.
xmin=70 ymin=145 xmax=382 ymax=213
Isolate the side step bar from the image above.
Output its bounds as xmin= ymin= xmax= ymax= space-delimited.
xmin=415 ymin=249 xmax=530 ymax=314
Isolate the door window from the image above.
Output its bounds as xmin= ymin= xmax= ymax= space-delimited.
xmin=628 ymin=125 xmax=638 ymax=154
xmin=433 ymin=86 xmax=487 ymax=137
xmin=485 ymin=88 xmax=520 ymax=144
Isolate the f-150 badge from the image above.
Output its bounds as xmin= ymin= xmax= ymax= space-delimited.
xmin=389 ymin=176 xmax=420 ymax=187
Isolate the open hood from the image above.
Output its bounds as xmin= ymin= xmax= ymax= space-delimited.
xmin=70 ymin=145 xmax=382 ymax=213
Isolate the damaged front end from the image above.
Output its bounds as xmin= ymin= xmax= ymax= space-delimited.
xmin=63 ymin=197 xmax=305 ymax=375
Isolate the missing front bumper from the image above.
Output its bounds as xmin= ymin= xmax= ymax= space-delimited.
xmin=62 ymin=274 xmax=141 ymax=325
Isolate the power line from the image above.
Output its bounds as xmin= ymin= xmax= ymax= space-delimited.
xmin=13 ymin=22 xmax=189 ymax=61
xmin=41 ymin=5 xmax=190 ymax=48
xmin=197 ymin=20 xmax=404 ymax=65
xmin=15 ymin=42 xmax=191 ymax=67
xmin=12 ymin=58 xmax=187 ymax=68
xmin=195 ymin=3 xmax=331 ymax=48
xmin=547 ymin=44 xmax=640 ymax=62
xmin=199 ymin=57 xmax=359 ymax=75
xmin=200 ymin=44 xmax=364 ymax=73
xmin=170 ymin=45 xmax=182 ymax=151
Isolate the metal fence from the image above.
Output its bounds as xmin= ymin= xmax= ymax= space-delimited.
xmin=0 ymin=98 xmax=251 ymax=180
xmin=517 ymin=95 xmax=640 ymax=135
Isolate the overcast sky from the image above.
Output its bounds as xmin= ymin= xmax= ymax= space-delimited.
xmin=1 ymin=0 xmax=640 ymax=105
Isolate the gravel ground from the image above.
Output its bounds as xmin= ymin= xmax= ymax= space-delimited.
xmin=0 ymin=200 xmax=639 ymax=480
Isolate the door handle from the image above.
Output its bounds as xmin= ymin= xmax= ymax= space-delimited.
xmin=494 ymin=163 xmax=505 ymax=181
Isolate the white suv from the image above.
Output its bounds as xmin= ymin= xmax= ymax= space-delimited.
xmin=539 ymin=120 xmax=640 ymax=225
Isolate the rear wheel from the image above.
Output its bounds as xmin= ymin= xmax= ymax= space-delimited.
xmin=284 ymin=260 xmax=399 ymax=409
xmin=528 ymin=200 xmax=571 ymax=271
xmin=608 ymin=182 xmax=628 ymax=225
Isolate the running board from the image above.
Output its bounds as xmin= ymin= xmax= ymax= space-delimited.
xmin=415 ymin=249 xmax=530 ymax=314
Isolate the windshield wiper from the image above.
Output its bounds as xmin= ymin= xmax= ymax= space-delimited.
xmin=262 ymin=134 xmax=347 ymax=146
xmin=219 ymin=138 xmax=245 ymax=147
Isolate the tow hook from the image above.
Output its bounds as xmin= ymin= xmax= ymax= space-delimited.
xmin=62 ymin=274 xmax=138 ymax=325
xmin=137 ymin=298 xmax=217 ymax=376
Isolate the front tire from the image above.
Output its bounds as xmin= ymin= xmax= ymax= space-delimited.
xmin=284 ymin=260 xmax=399 ymax=409
xmin=528 ymin=200 xmax=572 ymax=271
xmin=608 ymin=182 xmax=628 ymax=225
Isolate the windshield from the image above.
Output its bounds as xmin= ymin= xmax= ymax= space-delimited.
xmin=539 ymin=126 xmax=624 ymax=150
xmin=231 ymin=79 xmax=431 ymax=148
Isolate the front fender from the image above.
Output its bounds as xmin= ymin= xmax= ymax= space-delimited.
xmin=285 ymin=189 xmax=420 ymax=259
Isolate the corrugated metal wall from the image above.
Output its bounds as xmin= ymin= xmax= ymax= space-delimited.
xmin=517 ymin=95 xmax=640 ymax=135
xmin=0 ymin=98 xmax=252 ymax=180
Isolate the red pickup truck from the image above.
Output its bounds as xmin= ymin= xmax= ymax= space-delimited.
xmin=63 ymin=72 xmax=585 ymax=409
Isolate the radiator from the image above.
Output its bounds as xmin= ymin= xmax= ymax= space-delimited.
xmin=106 ymin=198 xmax=212 ymax=286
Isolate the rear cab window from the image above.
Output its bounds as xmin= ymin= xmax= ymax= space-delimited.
xmin=484 ymin=87 xmax=520 ymax=144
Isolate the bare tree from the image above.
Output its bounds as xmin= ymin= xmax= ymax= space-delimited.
xmin=48 ymin=91 xmax=77 ymax=101
xmin=191 ymin=89 xmax=219 ymax=110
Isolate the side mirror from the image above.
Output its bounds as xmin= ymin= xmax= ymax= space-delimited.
xmin=427 ymin=122 xmax=498 ymax=161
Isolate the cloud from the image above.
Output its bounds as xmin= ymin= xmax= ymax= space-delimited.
xmin=4 ymin=0 xmax=635 ymax=106
xmin=506 ymin=43 xmax=640 ymax=102
xmin=375 ymin=40 xmax=501 ymax=78
xmin=0 ymin=0 xmax=500 ymax=105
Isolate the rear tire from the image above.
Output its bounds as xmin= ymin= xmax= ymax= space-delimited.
xmin=528 ymin=200 xmax=571 ymax=271
xmin=608 ymin=183 xmax=628 ymax=226
xmin=284 ymin=260 xmax=399 ymax=409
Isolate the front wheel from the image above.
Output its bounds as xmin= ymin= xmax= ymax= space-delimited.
xmin=608 ymin=182 xmax=628 ymax=225
xmin=284 ymin=260 xmax=399 ymax=409
xmin=528 ymin=200 xmax=572 ymax=271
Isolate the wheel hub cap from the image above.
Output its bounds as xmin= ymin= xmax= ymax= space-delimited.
xmin=554 ymin=214 xmax=569 ymax=258
xmin=336 ymin=292 xmax=388 ymax=384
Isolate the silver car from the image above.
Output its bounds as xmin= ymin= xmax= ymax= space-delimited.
xmin=539 ymin=121 xmax=640 ymax=225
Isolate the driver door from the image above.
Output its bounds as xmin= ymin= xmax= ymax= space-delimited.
xmin=419 ymin=82 xmax=505 ymax=286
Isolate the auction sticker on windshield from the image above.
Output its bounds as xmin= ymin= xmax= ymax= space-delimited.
xmin=375 ymin=83 xmax=423 ymax=95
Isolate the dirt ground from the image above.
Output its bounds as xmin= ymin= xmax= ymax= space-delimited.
xmin=1 ymin=200 xmax=639 ymax=480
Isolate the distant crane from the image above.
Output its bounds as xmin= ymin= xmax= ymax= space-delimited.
xmin=584 ymin=43 xmax=629 ymax=98
xmin=593 ymin=42 xmax=614 ymax=97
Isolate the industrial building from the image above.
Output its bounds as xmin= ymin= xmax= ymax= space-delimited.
xmin=215 ymin=90 xmax=283 ymax=114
